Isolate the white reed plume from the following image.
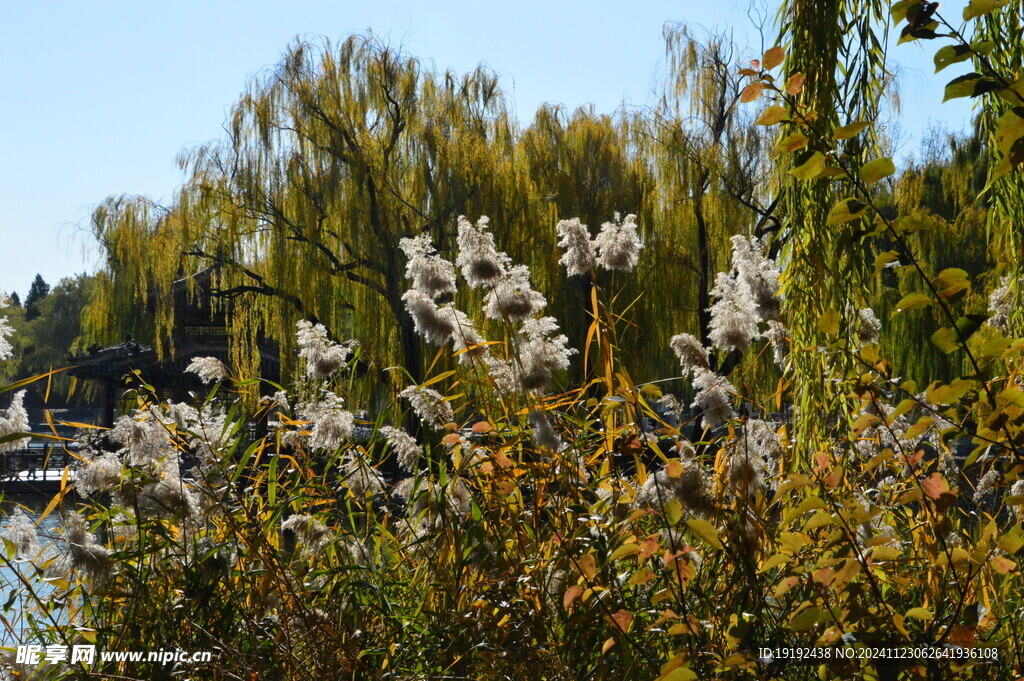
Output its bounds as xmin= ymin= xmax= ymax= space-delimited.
xmin=637 ymin=456 xmax=712 ymax=516
xmin=729 ymin=235 xmax=780 ymax=320
xmin=484 ymin=264 xmax=547 ymax=323
xmin=691 ymin=368 xmax=736 ymax=430
xmin=399 ymin=233 xmax=457 ymax=298
xmin=2 ymin=510 xmax=39 ymax=559
xmin=528 ymin=411 xmax=564 ymax=452
xmin=401 ymin=385 xmax=454 ymax=429
xmin=282 ymin=514 xmax=333 ymax=555
xmin=0 ymin=316 xmax=12 ymax=361
xmin=556 ymin=218 xmax=596 ymax=277
xmin=517 ymin=317 xmax=576 ymax=392
xmin=62 ymin=512 xmax=111 ymax=581
xmin=484 ymin=355 xmax=520 ymax=396
xmin=0 ymin=390 xmax=30 ymax=454
xmin=765 ymin=320 xmax=788 ymax=368
xmin=594 ymin=213 xmax=642 ymax=272
xmin=338 ymin=452 xmax=385 ymax=497
xmin=456 ymin=215 xmax=506 ymax=288
xmin=987 ymin=275 xmax=1013 ymax=331
xmin=707 ymin=272 xmax=760 ymax=352
xmin=381 ymin=426 xmax=423 ymax=473
xmin=856 ymin=307 xmax=882 ymax=346
xmin=669 ymin=333 xmax=711 ymax=376
xmin=75 ymin=452 xmax=124 ymax=498
xmin=295 ymin=320 xmax=358 ymax=380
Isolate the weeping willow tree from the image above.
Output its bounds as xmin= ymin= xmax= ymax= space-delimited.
xmin=88 ymin=23 xmax=912 ymax=401
xmin=90 ymin=35 xmax=530 ymax=384
xmin=977 ymin=4 xmax=1024 ymax=334
xmin=518 ymin=104 xmax=652 ymax=378
xmin=86 ymin=30 xmax=772 ymax=390
xmin=86 ymin=195 xmax=186 ymax=356
xmin=880 ymin=123 xmax=991 ymax=387
xmin=641 ymin=24 xmax=778 ymax=392
xmin=775 ymin=0 xmax=891 ymax=451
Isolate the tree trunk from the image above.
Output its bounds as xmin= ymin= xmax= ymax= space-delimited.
xmin=383 ymin=251 xmax=424 ymax=435
xmin=694 ymin=172 xmax=713 ymax=357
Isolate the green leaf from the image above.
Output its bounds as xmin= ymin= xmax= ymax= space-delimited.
xmin=931 ymin=327 xmax=959 ymax=354
xmin=944 ymin=73 xmax=1002 ymax=102
xmin=789 ymin=607 xmax=824 ymax=631
xmin=925 ymin=378 xmax=975 ymax=406
xmin=804 ymin=510 xmax=835 ymax=531
xmin=998 ymin=532 xmax=1024 ymax=554
xmin=964 ymin=0 xmax=1009 ymax=20
xmin=2 ymin=585 xmax=19 ymax=611
xmin=759 ymin=553 xmax=791 ymax=572
xmin=859 ymin=157 xmax=895 ymax=184
xmin=993 ymin=110 xmax=1024 ymax=178
xmin=817 ymin=308 xmax=840 ymax=335
xmin=899 ymin=22 xmax=939 ymax=45
xmin=873 ymin=250 xmax=900 ymax=275
xmin=906 ymin=607 xmax=933 ymax=621
xmin=890 ymin=0 xmax=914 ymax=25
xmin=871 ymin=546 xmax=901 ymax=561
xmin=665 ymin=498 xmax=683 ymax=525
xmin=419 ymin=370 xmax=457 ymax=388
xmin=609 ymin=543 xmax=641 ymax=561
xmin=777 ymin=131 xmax=809 ymax=153
xmin=232 ymin=439 xmax=264 ymax=484
xmin=934 ymin=267 xmax=971 ymax=299
xmin=979 ymin=335 xmax=1011 ymax=358
xmin=790 ymin=151 xmax=826 ymax=181
xmin=971 ymin=39 xmax=996 ymax=55
xmin=893 ymin=214 xmax=937 ymax=234
xmin=934 ymin=44 xmax=973 ymax=73
xmin=835 ymin=121 xmax=870 ymax=140
xmin=267 ymin=456 xmax=278 ymax=505
xmin=954 ymin=314 xmax=989 ymax=345
xmin=686 ymin=518 xmax=724 ymax=550
xmin=998 ymin=387 xmax=1024 ymax=409
xmin=0 ymin=432 xmax=32 ymax=445
xmin=826 ymin=198 xmax=869 ymax=225
xmin=893 ymin=292 xmax=932 ymax=313
xmin=0 ymin=369 xmax=68 ymax=394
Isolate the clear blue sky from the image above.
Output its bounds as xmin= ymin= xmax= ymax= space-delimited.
xmin=0 ymin=0 xmax=975 ymax=300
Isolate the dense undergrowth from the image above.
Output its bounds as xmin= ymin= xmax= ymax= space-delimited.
xmin=1 ymin=199 xmax=1022 ymax=680
xmin=1 ymin=2 xmax=1024 ymax=680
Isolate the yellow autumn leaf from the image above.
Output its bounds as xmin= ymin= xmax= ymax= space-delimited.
xmin=686 ymin=518 xmax=724 ymax=549
xmin=755 ymin=105 xmax=788 ymax=126
xmin=762 ymin=45 xmax=786 ymax=70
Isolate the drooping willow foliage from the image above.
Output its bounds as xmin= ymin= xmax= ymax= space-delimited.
xmin=16 ymin=5 xmax=1024 ymax=679
xmin=82 ymin=6 xmax=1020 ymax=427
xmin=183 ymin=36 xmax=527 ymax=384
xmin=85 ymin=29 xmax=781 ymax=396
xmin=774 ymin=0 xmax=892 ymax=453
xmin=977 ymin=5 xmax=1024 ymax=335
xmin=881 ymin=125 xmax=991 ymax=388
xmin=518 ymin=104 xmax=651 ymax=382
xmin=649 ymin=25 xmax=777 ymax=357
xmin=87 ymin=196 xmax=186 ymax=357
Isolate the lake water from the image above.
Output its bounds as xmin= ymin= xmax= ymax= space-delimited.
xmin=0 ymin=493 xmax=64 ymax=647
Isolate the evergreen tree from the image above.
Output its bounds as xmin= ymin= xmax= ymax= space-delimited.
xmin=24 ymin=274 xmax=50 ymax=321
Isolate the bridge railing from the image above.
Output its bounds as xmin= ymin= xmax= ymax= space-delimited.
xmin=1 ymin=441 xmax=81 ymax=481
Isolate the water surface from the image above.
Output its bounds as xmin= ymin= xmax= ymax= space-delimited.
xmin=0 ymin=494 xmax=65 ymax=647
